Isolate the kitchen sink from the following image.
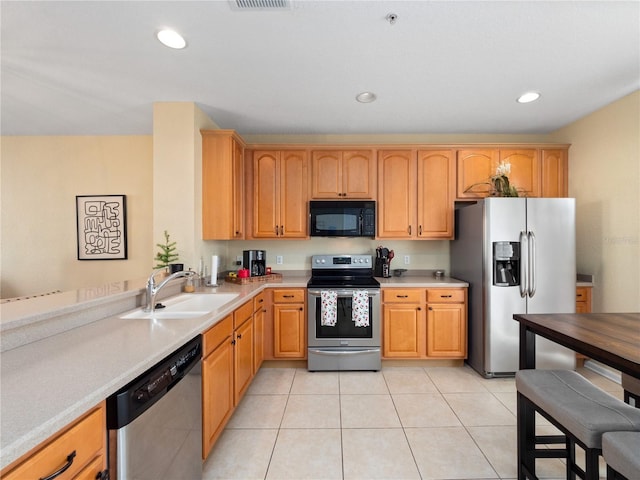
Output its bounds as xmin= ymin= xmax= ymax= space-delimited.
xmin=121 ymin=293 xmax=239 ymax=319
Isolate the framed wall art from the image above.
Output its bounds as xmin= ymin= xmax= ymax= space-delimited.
xmin=76 ymin=194 xmax=127 ymax=260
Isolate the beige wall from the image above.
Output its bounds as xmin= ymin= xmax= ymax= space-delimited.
xmin=0 ymin=135 xmax=152 ymax=297
xmin=550 ymin=90 xmax=640 ymax=312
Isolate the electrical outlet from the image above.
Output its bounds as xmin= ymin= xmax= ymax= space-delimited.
xmin=404 ymin=255 xmax=410 ymax=265
xmin=276 ymin=255 xmax=283 ymax=265
xmin=236 ymin=255 xmax=243 ymax=266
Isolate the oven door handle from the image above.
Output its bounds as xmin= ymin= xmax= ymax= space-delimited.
xmin=308 ymin=289 xmax=380 ymax=297
xmin=308 ymin=348 xmax=381 ymax=356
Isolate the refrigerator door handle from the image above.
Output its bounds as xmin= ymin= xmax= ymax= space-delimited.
xmin=519 ymin=230 xmax=528 ymax=298
xmin=528 ymin=230 xmax=537 ymax=298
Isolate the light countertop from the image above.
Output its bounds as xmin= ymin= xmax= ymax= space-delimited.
xmin=0 ymin=271 xmax=461 ymax=469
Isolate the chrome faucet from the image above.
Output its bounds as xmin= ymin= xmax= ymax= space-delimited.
xmin=144 ymin=269 xmax=195 ymax=312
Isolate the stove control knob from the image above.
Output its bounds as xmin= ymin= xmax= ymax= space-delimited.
xmin=321 ymin=259 xmax=325 ymax=264
xmin=364 ymin=258 xmax=370 ymax=263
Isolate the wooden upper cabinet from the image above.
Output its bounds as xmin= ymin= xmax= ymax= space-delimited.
xmin=378 ymin=150 xmax=416 ymax=238
xmin=253 ymin=150 xmax=279 ymax=238
xmin=252 ymin=150 xmax=308 ymax=238
xmin=457 ymin=147 xmax=567 ymax=199
xmin=202 ymin=130 xmax=245 ymax=239
xmin=311 ymin=150 xmax=375 ymax=199
xmin=499 ymin=149 xmax=539 ymax=197
xmin=417 ymin=150 xmax=455 ymax=238
xmin=456 ymin=149 xmax=498 ymax=198
xmin=541 ymin=149 xmax=568 ymax=197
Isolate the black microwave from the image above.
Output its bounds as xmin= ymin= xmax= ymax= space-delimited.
xmin=309 ymin=200 xmax=376 ymax=238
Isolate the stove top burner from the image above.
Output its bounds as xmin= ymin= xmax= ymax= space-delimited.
xmin=308 ymin=254 xmax=380 ymax=289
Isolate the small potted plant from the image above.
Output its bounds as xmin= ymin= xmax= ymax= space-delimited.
xmin=155 ymin=230 xmax=183 ymax=273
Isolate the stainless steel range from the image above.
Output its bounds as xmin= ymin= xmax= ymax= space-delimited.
xmin=307 ymin=254 xmax=381 ymax=371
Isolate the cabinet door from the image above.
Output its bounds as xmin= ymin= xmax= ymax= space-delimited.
xmin=253 ymin=151 xmax=279 ymax=238
xmin=311 ymin=150 xmax=342 ymax=198
xmin=426 ymin=303 xmax=467 ymax=358
xmin=253 ymin=304 xmax=265 ymax=373
xmin=382 ymin=304 xmax=424 ymax=357
xmin=234 ymin=318 xmax=254 ymax=404
xmin=500 ymin=149 xmax=540 ymax=197
xmin=232 ymin=138 xmax=244 ymax=238
xmin=378 ymin=150 xmax=416 ymax=238
xmin=456 ymin=149 xmax=498 ymax=198
xmin=541 ymin=149 xmax=568 ymax=197
xmin=202 ymin=131 xmax=244 ymax=239
xmin=273 ymin=303 xmax=305 ymax=358
xmin=343 ymin=150 xmax=375 ymax=199
xmin=280 ymin=150 xmax=308 ymax=237
xmin=417 ymin=150 xmax=455 ymax=238
xmin=202 ymin=338 xmax=233 ymax=459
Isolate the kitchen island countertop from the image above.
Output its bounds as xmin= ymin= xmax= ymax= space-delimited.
xmin=0 ymin=270 xmax=467 ymax=470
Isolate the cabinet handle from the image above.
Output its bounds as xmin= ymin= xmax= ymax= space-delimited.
xmin=417 ymin=307 xmax=422 ymax=311
xmin=283 ymin=295 xmax=295 ymax=298
xmin=299 ymin=307 xmax=303 ymax=311
xmin=280 ymin=225 xmax=284 ymax=235
xmin=397 ymin=295 xmax=409 ymax=298
xmin=96 ymin=470 xmax=109 ymax=480
xmin=408 ymin=225 xmax=412 ymax=235
xmin=40 ymin=451 xmax=76 ymax=480
xmin=231 ymin=339 xmax=236 ymax=345
xmin=440 ymin=295 xmax=452 ymax=298
xmin=419 ymin=225 xmax=423 ymax=235
xmin=258 ymin=299 xmax=264 ymax=303
xmin=275 ymin=225 xmax=279 ymax=235
xmin=428 ymin=307 xmax=433 ymax=311
xmin=237 ymin=334 xmax=242 ymax=339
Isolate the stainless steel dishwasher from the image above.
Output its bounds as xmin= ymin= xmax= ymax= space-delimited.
xmin=106 ymin=335 xmax=202 ymax=480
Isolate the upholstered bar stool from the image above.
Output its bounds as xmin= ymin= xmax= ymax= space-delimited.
xmin=602 ymin=431 xmax=640 ymax=480
xmin=516 ymin=370 xmax=640 ymax=480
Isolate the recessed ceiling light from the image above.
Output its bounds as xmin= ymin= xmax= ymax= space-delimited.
xmin=356 ymin=92 xmax=377 ymax=103
xmin=517 ymin=92 xmax=541 ymax=104
xmin=157 ymin=29 xmax=187 ymax=49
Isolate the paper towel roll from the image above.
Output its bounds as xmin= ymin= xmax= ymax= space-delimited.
xmin=210 ymin=255 xmax=219 ymax=286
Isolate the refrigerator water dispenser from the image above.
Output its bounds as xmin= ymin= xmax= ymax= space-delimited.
xmin=493 ymin=241 xmax=520 ymax=286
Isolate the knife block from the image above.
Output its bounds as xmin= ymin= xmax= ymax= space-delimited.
xmin=375 ymin=258 xmax=390 ymax=277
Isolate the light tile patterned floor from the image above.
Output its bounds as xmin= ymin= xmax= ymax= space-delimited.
xmin=203 ymin=366 xmax=624 ymax=480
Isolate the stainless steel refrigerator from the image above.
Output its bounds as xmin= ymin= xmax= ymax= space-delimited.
xmin=451 ymin=198 xmax=576 ymax=377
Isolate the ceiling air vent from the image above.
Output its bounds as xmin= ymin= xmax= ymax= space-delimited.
xmin=230 ymin=0 xmax=291 ymax=9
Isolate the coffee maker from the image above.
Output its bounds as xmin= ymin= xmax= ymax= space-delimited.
xmin=243 ymin=250 xmax=266 ymax=277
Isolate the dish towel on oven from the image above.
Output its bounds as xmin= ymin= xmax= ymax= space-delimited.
xmin=352 ymin=290 xmax=369 ymax=327
xmin=321 ymin=290 xmax=337 ymax=326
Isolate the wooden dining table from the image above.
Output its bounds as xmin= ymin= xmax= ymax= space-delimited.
xmin=514 ymin=312 xmax=640 ymax=381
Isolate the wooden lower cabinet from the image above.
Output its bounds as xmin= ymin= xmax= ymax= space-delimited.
xmin=1 ymin=403 xmax=108 ymax=480
xmin=272 ymin=288 xmax=306 ymax=358
xmin=383 ymin=287 xmax=467 ymax=359
xmin=233 ymin=300 xmax=255 ymax=404
xmin=202 ymin=315 xmax=234 ymax=459
xmin=253 ymin=291 xmax=266 ymax=373
xmin=576 ymin=286 xmax=592 ymax=313
xmin=575 ymin=286 xmax=593 ymax=365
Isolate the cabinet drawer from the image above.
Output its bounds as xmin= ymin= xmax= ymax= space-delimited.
xmin=253 ymin=291 xmax=266 ymax=312
xmin=234 ymin=300 xmax=254 ymax=329
xmin=273 ymin=289 xmax=305 ymax=303
xmin=427 ymin=289 xmax=465 ymax=303
xmin=382 ymin=289 xmax=424 ymax=303
xmin=2 ymin=404 xmax=105 ymax=480
xmin=203 ymin=314 xmax=233 ymax=356
xmin=576 ymin=287 xmax=590 ymax=302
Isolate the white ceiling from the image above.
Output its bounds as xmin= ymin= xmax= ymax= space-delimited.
xmin=1 ymin=0 xmax=639 ymax=136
